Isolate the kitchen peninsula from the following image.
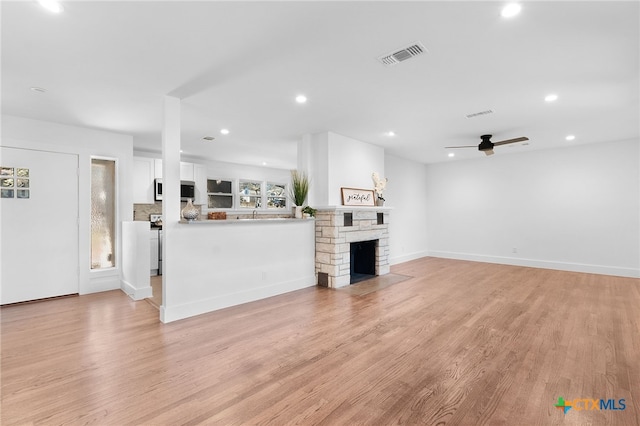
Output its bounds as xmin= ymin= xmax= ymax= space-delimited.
xmin=160 ymin=216 xmax=315 ymax=322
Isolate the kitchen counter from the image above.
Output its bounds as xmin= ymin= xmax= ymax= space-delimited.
xmin=179 ymin=217 xmax=314 ymax=224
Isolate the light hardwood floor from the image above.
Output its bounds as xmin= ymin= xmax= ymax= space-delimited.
xmin=2 ymin=257 xmax=639 ymax=425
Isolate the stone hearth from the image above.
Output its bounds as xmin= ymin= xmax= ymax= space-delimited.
xmin=314 ymin=206 xmax=390 ymax=288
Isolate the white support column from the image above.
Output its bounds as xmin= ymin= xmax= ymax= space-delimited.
xmin=298 ymin=132 xmax=330 ymax=207
xmin=160 ymin=95 xmax=181 ymax=322
xmin=161 ymin=96 xmax=181 ymax=223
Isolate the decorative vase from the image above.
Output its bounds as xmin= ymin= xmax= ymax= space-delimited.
xmin=376 ymin=198 xmax=385 ymax=206
xmin=181 ymin=198 xmax=199 ymax=221
xmin=295 ymin=205 xmax=303 ymax=219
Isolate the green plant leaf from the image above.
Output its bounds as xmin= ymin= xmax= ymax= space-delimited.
xmin=288 ymin=170 xmax=310 ymax=206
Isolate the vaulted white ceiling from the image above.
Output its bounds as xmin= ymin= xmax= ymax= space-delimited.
xmin=2 ymin=1 xmax=638 ymax=169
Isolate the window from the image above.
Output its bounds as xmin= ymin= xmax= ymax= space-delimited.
xmin=91 ymin=159 xmax=116 ymax=269
xmin=266 ymin=182 xmax=287 ymax=209
xmin=205 ymin=179 xmax=289 ymax=211
xmin=239 ymin=180 xmax=262 ymax=208
xmin=207 ymin=179 xmax=233 ymax=209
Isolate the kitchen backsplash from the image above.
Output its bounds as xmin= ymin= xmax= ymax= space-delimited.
xmin=133 ymin=202 xmax=162 ymax=221
xmin=133 ymin=201 xmax=204 ymax=221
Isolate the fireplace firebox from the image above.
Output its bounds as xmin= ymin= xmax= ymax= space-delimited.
xmin=350 ymin=240 xmax=377 ymax=284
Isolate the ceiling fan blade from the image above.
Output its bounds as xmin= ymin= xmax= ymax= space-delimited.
xmin=444 ymin=145 xmax=478 ymax=149
xmin=484 ymin=149 xmax=494 ymax=156
xmin=493 ymin=137 xmax=529 ymax=146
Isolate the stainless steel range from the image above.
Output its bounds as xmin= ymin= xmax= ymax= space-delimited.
xmin=150 ymin=214 xmax=163 ymax=275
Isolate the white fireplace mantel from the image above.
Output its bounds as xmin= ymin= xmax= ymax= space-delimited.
xmin=312 ymin=205 xmax=393 ymax=212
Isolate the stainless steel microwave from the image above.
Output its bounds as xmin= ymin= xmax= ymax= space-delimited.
xmin=154 ymin=179 xmax=195 ymax=201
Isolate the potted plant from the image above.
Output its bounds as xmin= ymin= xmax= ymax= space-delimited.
xmin=302 ymin=206 xmax=317 ymax=218
xmin=289 ymin=169 xmax=310 ymax=218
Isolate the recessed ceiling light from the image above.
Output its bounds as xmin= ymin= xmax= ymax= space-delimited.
xmin=501 ymin=3 xmax=521 ymax=18
xmin=203 ymin=136 xmax=215 ymax=141
xmin=180 ymin=149 xmax=184 ymax=153
xmin=448 ymin=153 xmax=455 ymax=158
xmin=220 ymin=129 xmax=230 ymax=135
xmin=295 ymin=95 xmax=307 ymax=104
xmin=38 ymin=0 xmax=64 ymax=13
xmin=386 ymin=131 xmax=396 ymax=137
xmin=262 ymin=162 xmax=267 ymax=166
xmin=545 ymin=93 xmax=558 ymax=102
xmin=30 ymin=87 xmax=47 ymax=93
xmin=565 ymin=135 xmax=576 ymax=141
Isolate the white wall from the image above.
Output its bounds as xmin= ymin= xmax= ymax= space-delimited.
xmin=301 ymin=132 xmax=385 ymax=207
xmin=1 ymin=114 xmax=135 ymax=293
xmin=327 ymin=132 xmax=385 ymax=206
xmin=384 ymin=154 xmax=430 ymax=264
xmin=425 ymin=139 xmax=640 ymax=278
xmin=299 ymin=132 xmax=328 ymax=207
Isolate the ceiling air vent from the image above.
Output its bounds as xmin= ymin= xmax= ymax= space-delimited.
xmin=465 ymin=109 xmax=494 ymax=119
xmin=378 ymin=42 xmax=427 ymax=66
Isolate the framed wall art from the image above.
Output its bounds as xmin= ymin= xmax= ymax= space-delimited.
xmin=341 ymin=187 xmax=375 ymax=206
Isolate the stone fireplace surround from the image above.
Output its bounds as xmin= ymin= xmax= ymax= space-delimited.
xmin=314 ymin=206 xmax=391 ymax=288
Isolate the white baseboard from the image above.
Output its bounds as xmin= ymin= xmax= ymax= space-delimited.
xmin=120 ymin=280 xmax=153 ymax=300
xmin=160 ymin=275 xmax=316 ymax=323
xmin=83 ymin=273 xmax=121 ymax=294
xmin=428 ymin=250 xmax=640 ymax=278
xmin=390 ymin=250 xmax=430 ymax=266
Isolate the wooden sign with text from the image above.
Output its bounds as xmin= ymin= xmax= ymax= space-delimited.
xmin=341 ymin=187 xmax=375 ymax=206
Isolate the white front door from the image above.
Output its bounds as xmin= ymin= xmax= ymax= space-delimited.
xmin=1 ymin=147 xmax=79 ymax=304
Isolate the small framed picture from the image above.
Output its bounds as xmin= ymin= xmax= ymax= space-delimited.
xmin=16 ymin=189 xmax=30 ymax=199
xmin=1 ymin=178 xmax=14 ymax=188
xmin=1 ymin=189 xmax=14 ymax=198
xmin=16 ymin=178 xmax=29 ymax=188
xmin=16 ymin=168 xmax=29 ymax=178
xmin=341 ymin=187 xmax=375 ymax=206
xmin=0 ymin=167 xmax=14 ymax=176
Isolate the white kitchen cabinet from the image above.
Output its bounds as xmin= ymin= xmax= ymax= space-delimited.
xmin=180 ymin=162 xmax=194 ymax=181
xmin=133 ymin=157 xmax=155 ymax=204
xmin=154 ymin=159 xmax=196 ymax=182
xmin=154 ymin=158 xmax=162 ymax=179
xmin=150 ymin=229 xmax=159 ymax=275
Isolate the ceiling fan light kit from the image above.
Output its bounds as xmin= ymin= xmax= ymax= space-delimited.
xmin=445 ymin=134 xmax=529 ymax=156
